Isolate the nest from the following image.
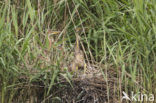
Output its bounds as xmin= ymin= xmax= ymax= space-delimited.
xmin=12 ymin=65 xmax=121 ymax=103
xmin=53 ymin=67 xmax=120 ymax=103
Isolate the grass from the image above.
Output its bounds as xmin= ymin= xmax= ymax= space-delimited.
xmin=0 ymin=0 xmax=156 ymax=103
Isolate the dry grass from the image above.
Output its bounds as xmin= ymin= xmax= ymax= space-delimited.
xmin=0 ymin=0 xmax=156 ymax=103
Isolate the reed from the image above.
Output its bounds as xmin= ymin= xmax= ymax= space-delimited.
xmin=0 ymin=0 xmax=155 ymax=102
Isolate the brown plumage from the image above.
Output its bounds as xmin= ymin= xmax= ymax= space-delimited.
xmin=70 ymin=33 xmax=86 ymax=72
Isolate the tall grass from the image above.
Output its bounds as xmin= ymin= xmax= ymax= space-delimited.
xmin=0 ymin=0 xmax=155 ymax=102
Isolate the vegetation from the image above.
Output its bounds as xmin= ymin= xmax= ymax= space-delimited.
xmin=0 ymin=0 xmax=155 ymax=103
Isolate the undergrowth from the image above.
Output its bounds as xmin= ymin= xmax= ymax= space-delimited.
xmin=0 ymin=0 xmax=156 ymax=103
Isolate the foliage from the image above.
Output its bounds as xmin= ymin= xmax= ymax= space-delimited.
xmin=0 ymin=0 xmax=155 ymax=102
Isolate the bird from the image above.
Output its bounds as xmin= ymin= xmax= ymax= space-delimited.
xmin=70 ymin=31 xmax=87 ymax=74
